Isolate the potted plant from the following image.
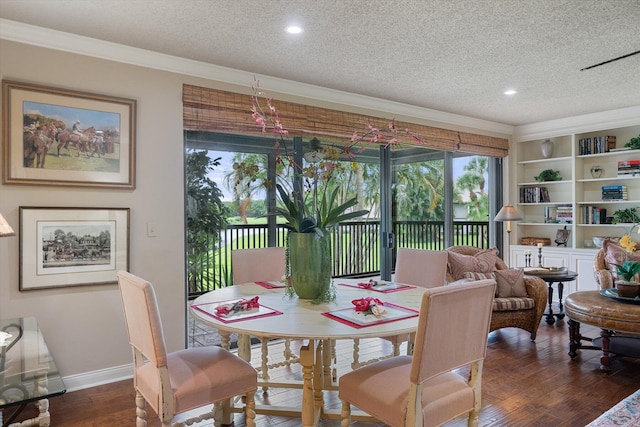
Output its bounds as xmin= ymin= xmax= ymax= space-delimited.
xmin=246 ymin=80 xmax=400 ymax=302
xmin=612 ymin=207 xmax=640 ymax=224
xmin=612 ymin=234 xmax=640 ymax=298
xmin=534 ymin=169 xmax=562 ymax=182
xmin=624 ymin=134 xmax=640 ymax=150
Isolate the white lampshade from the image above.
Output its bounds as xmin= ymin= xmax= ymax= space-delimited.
xmin=0 ymin=213 xmax=15 ymax=237
xmin=494 ymin=205 xmax=522 ymax=222
xmin=494 ymin=205 xmax=522 ymax=234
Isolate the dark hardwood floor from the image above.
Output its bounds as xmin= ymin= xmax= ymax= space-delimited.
xmin=13 ymin=321 xmax=640 ymax=426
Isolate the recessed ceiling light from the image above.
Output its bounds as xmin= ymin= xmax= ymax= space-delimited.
xmin=504 ymin=90 xmax=517 ymax=96
xmin=286 ymin=25 xmax=303 ymax=34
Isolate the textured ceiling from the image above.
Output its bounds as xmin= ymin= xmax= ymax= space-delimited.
xmin=1 ymin=0 xmax=639 ymax=126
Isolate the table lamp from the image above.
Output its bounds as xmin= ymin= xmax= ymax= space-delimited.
xmin=0 ymin=213 xmax=15 ymax=237
xmin=494 ymin=205 xmax=522 ymax=236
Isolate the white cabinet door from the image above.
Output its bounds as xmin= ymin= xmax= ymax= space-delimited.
xmin=571 ymin=252 xmax=599 ymax=293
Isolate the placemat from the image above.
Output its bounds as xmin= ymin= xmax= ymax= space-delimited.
xmin=322 ymin=302 xmax=419 ymax=329
xmin=255 ymin=281 xmax=287 ymax=289
xmin=192 ymin=298 xmax=283 ymax=323
xmin=338 ymin=281 xmax=415 ymax=293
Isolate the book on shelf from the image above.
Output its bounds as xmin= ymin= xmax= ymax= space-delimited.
xmin=555 ymin=205 xmax=573 ymax=224
xmin=578 ymin=138 xmax=592 ymax=155
xmin=618 ymin=160 xmax=640 ymax=176
xmin=519 ymin=186 xmax=550 ymax=203
xmin=581 ymin=206 xmax=607 ymax=224
xmin=544 ymin=206 xmax=558 ymax=223
xmin=580 ymin=136 xmax=616 ymax=155
xmin=601 ymin=184 xmax=628 ymax=201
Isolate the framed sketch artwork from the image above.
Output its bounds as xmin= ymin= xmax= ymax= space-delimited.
xmin=20 ymin=207 xmax=130 ymax=290
xmin=2 ymin=80 xmax=136 ymax=188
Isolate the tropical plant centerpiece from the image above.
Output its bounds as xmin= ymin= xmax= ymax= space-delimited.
xmin=275 ymin=183 xmax=368 ymax=301
xmin=245 ymin=79 xmax=419 ymax=302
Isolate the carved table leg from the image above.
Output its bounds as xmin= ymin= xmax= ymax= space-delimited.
xmin=300 ymin=340 xmax=317 ymax=427
xmin=599 ymin=329 xmax=612 ymax=373
xmin=545 ymin=281 xmax=556 ymax=324
xmin=556 ymin=282 xmax=565 ymax=320
xmin=351 ymin=338 xmax=360 ymax=370
xmin=568 ymin=318 xmax=581 ymax=358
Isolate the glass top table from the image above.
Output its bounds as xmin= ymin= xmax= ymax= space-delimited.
xmin=1 ymin=317 xmax=66 ymax=427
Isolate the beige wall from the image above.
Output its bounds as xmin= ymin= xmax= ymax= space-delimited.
xmin=0 ymin=40 xmax=190 ymax=378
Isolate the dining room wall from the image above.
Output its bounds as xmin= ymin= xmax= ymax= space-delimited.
xmin=0 ymin=39 xmax=194 ymax=382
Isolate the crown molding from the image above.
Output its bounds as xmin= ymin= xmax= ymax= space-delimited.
xmin=0 ymin=19 xmax=513 ymax=136
xmin=512 ymin=105 xmax=640 ymax=142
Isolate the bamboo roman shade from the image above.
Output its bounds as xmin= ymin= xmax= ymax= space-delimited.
xmin=183 ymin=84 xmax=509 ymax=157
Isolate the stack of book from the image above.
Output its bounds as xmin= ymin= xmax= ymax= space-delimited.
xmin=602 ymin=185 xmax=628 ymax=201
xmin=580 ymin=206 xmax=607 ymax=224
xmin=556 ymin=205 xmax=573 ymax=224
xmin=519 ymin=186 xmax=550 ymax=203
xmin=618 ymin=160 xmax=640 ymax=177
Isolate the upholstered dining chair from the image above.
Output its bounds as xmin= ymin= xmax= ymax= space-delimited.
xmin=393 ymin=248 xmax=449 ymax=289
xmin=117 ymin=271 xmax=257 ymax=427
xmin=231 ymin=247 xmax=297 ymax=389
xmin=386 ymin=249 xmax=449 ymax=356
xmin=232 ymin=247 xmax=286 ymax=285
xmin=339 ymin=279 xmax=496 ymax=427
xmin=352 ymin=249 xmax=449 ymax=368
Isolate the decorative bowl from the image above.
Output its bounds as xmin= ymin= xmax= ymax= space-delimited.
xmin=615 ymin=282 xmax=640 ymax=298
xmin=592 ymin=236 xmax=607 ymax=248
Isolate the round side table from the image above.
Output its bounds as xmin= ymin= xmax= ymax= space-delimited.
xmin=524 ymin=269 xmax=578 ymax=324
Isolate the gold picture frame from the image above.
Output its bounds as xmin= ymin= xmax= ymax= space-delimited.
xmin=3 ymin=80 xmax=136 ymax=188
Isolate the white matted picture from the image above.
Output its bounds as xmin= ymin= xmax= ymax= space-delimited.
xmin=20 ymin=207 xmax=130 ymax=290
xmin=2 ymin=80 xmax=136 ymax=188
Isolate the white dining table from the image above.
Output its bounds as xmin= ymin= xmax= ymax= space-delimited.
xmin=190 ymin=279 xmax=428 ymax=427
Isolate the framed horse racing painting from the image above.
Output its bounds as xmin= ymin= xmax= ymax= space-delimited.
xmin=2 ymin=80 xmax=136 ymax=188
xmin=19 ymin=207 xmax=130 ymax=290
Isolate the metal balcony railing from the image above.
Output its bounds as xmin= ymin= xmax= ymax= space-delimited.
xmin=187 ymin=220 xmax=489 ymax=297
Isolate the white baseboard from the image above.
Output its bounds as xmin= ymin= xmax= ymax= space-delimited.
xmin=62 ymin=363 xmax=133 ymax=393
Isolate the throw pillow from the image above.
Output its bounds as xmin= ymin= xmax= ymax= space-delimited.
xmin=447 ymin=248 xmax=499 ymax=280
xmin=494 ymin=268 xmax=527 ymax=297
xmin=464 ymin=271 xmax=496 ymax=281
xmin=464 ymin=271 xmax=498 ymax=296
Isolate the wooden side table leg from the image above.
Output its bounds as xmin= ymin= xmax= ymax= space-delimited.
xmin=568 ymin=318 xmax=581 ymax=359
xmin=545 ymin=282 xmax=555 ymax=324
xmin=556 ymin=281 xmax=565 ymax=319
xmin=599 ymin=329 xmax=612 ymax=373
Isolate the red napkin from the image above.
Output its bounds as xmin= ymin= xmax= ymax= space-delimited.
xmin=215 ymin=296 xmax=260 ymax=317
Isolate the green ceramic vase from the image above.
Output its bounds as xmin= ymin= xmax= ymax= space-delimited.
xmin=288 ymin=232 xmax=332 ymax=299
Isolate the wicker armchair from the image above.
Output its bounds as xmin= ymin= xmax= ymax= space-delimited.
xmin=594 ymin=247 xmax=615 ymax=290
xmin=446 ymin=246 xmax=548 ymax=340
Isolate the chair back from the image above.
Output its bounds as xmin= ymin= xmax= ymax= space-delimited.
xmin=117 ymin=271 xmax=167 ymax=368
xmin=232 ymin=247 xmax=286 ymax=284
xmin=410 ymin=279 xmax=495 ymax=384
xmin=394 ymin=248 xmax=448 ymax=288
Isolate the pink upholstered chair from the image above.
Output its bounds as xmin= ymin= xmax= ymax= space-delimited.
xmin=386 ymin=249 xmax=449 ymax=356
xmin=232 ymin=248 xmax=296 ymax=389
xmin=352 ymin=249 xmax=449 ymax=368
xmin=339 ymin=279 xmax=496 ymax=427
xmin=231 ymin=247 xmax=286 ymax=285
xmin=117 ymin=271 xmax=257 ymax=427
xmin=394 ymin=248 xmax=449 ymax=289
